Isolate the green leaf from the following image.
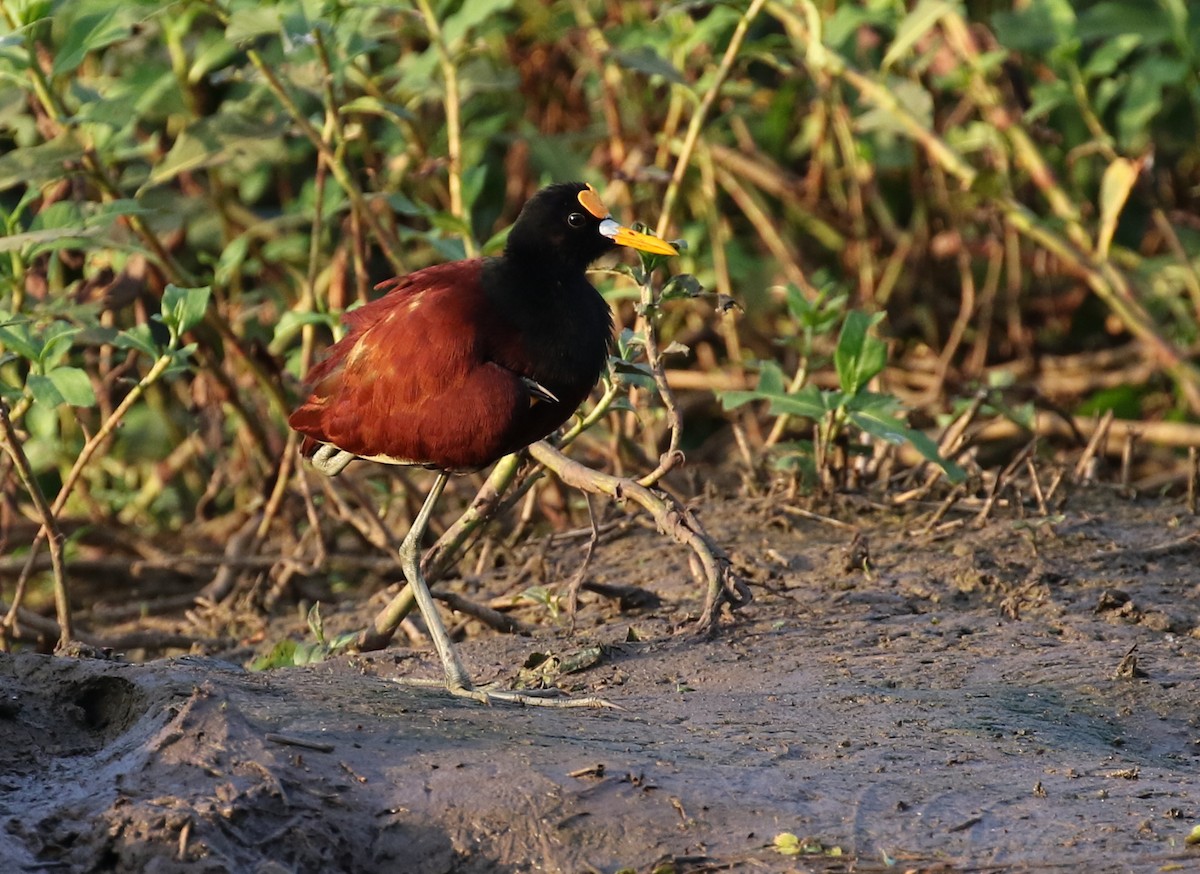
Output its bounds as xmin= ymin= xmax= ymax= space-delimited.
xmin=0 ymin=135 xmax=86 ymax=192
xmin=165 ymin=343 xmax=200 ymax=374
xmin=846 ymin=405 xmax=908 ymax=445
xmin=1076 ymin=0 xmax=1171 ymax=44
xmin=270 ymin=310 xmax=342 ymax=354
xmin=383 ymin=192 xmax=432 ymax=217
xmin=1025 ymin=79 xmax=1071 ymax=122
xmin=1116 ymin=55 xmax=1188 ymax=149
xmin=0 ymin=225 xmax=100 ymax=253
xmin=718 ymin=361 xmax=790 ymax=411
xmin=718 ymin=390 xmax=761 ymax=411
xmin=1082 ymin=33 xmax=1141 ymax=79
xmin=188 ymin=33 xmax=239 ymax=83
xmin=161 ymin=285 xmax=212 ymax=336
xmin=785 ymin=284 xmax=846 ymax=334
xmin=214 ymin=234 xmax=251 ymax=286
xmin=882 ymin=0 xmax=955 ymax=70
xmin=12 ymin=0 xmax=52 ymax=25
xmin=250 ymin=639 xmax=298 ymax=671
xmin=29 ymin=201 xmax=86 ymax=232
xmin=146 ymin=132 xmax=207 ymax=186
xmin=443 ymin=0 xmax=516 ymax=47
xmin=0 ymin=321 xmax=40 ymax=361
xmin=614 ymin=328 xmax=647 ymax=361
xmin=847 ymin=406 xmax=964 ymax=482
xmin=225 ymin=5 xmax=282 ymax=43
xmin=47 ymin=366 xmax=95 ymax=407
xmin=52 ymin=9 xmax=131 ymax=77
xmin=38 ymin=323 xmax=81 ymax=371
xmin=991 ymin=0 xmax=1077 ymax=54
xmin=147 ymin=112 xmax=288 ymax=188
xmin=428 ymin=211 xmax=473 ymax=239
xmin=766 ymin=384 xmax=835 ymax=420
xmin=114 ymin=324 xmax=162 ymax=358
xmin=306 ymin=601 xmax=326 ymax=645
xmin=773 ymin=832 xmax=801 ymax=856
xmin=784 ymin=283 xmax=815 ymax=320
xmin=834 ymin=310 xmax=887 ymax=395
xmin=757 ymin=360 xmax=786 ymax=394
xmin=661 ymin=274 xmax=703 ymax=300
xmin=822 ymin=3 xmax=887 ymax=48
xmin=0 ymin=198 xmax=147 ymax=257
xmin=845 ymin=389 xmax=900 ymax=415
xmin=26 ymin=373 xmax=64 ymax=407
xmin=857 ymin=78 xmax=933 ymax=134
xmin=609 ymin=47 xmax=688 ymax=86
xmin=338 ymin=95 xmax=414 ymax=126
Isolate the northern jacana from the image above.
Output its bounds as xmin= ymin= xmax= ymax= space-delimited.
xmin=289 ymin=182 xmax=677 ymax=706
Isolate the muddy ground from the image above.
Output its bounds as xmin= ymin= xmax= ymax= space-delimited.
xmin=2 ymin=486 xmax=1199 ymax=873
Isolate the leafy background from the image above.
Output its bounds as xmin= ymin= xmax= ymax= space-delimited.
xmin=3 ymin=0 xmax=1200 ymax=649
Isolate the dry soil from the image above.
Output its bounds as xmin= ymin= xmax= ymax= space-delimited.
xmin=2 ymin=489 xmax=1199 ymax=873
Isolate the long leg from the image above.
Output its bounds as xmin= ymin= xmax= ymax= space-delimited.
xmin=397 ymin=473 xmax=476 ymax=692
xmin=397 ymin=473 xmax=613 ymax=708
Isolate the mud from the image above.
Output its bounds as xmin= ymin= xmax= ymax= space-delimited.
xmin=2 ymin=490 xmax=1199 ymax=872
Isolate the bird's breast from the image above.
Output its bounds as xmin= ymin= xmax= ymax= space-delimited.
xmin=496 ymin=294 xmax=610 ymax=403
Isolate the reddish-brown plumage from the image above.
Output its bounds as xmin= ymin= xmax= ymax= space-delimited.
xmin=288 ymin=182 xmax=676 ymax=475
xmin=291 ymin=262 xmax=573 ymax=470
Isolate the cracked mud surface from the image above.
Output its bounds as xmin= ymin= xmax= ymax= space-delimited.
xmin=2 ymin=490 xmax=1199 ymax=872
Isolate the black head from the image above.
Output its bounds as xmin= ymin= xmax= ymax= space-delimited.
xmin=504 ymin=182 xmax=677 ymax=275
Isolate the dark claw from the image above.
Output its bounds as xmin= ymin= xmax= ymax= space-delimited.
xmin=521 ymin=376 xmax=560 ymax=405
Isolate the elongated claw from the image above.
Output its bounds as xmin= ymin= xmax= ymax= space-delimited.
xmin=393 ymin=677 xmax=618 ymax=709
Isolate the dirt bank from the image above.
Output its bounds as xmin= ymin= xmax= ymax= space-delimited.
xmin=2 ymin=491 xmax=1198 ymax=872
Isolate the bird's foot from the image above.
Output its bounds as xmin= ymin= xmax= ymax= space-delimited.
xmin=310 ymin=444 xmax=357 ymax=476
xmin=393 ymin=677 xmax=617 ymax=709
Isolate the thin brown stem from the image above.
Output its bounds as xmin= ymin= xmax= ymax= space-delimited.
xmin=0 ymin=403 xmax=71 ymax=647
xmin=239 ymin=45 xmax=405 ymax=272
xmin=414 ymin=0 xmax=476 ymax=257
xmin=10 ymin=352 xmax=175 ymax=613
xmin=636 ymin=268 xmax=685 ymax=488
xmin=656 ymin=0 xmax=769 ymax=237
xmin=528 ymin=441 xmax=750 ymax=632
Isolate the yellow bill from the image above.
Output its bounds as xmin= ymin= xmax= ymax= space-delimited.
xmin=598 ymin=218 xmax=679 ymax=256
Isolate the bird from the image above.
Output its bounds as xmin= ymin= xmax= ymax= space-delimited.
xmin=288 ymin=181 xmax=677 ymax=706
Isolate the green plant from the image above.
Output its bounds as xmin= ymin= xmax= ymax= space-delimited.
xmin=519 ymin=585 xmax=562 ymax=620
xmin=0 ymin=283 xmax=210 ymax=645
xmin=251 ymin=602 xmax=357 ymax=670
xmin=720 ymin=303 xmax=964 ymax=485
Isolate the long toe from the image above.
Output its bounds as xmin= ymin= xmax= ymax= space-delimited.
xmin=392 ymin=677 xmax=616 ymax=709
xmin=451 ymin=686 xmax=618 ymax=709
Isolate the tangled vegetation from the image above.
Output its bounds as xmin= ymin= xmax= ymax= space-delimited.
xmin=2 ymin=0 xmax=1199 ymax=653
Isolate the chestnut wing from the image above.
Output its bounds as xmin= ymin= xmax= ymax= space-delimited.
xmin=289 ymin=262 xmax=533 ymax=470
